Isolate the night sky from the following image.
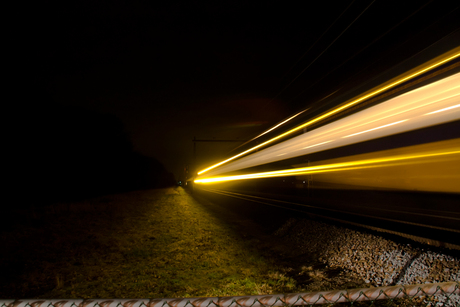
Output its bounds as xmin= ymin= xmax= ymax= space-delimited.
xmin=25 ymin=0 xmax=460 ymax=183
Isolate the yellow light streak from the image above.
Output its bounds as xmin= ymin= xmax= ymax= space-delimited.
xmin=250 ymin=109 xmax=307 ymax=140
xmin=194 ymin=149 xmax=460 ymax=184
xmin=342 ymin=119 xmax=408 ymax=138
xmin=197 ymin=47 xmax=460 ymax=176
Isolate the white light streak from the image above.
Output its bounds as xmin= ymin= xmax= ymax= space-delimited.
xmin=250 ymin=109 xmax=308 ymax=140
xmin=302 ymin=140 xmax=333 ymax=149
xmin=342 ymin=120 xmax=409 ymax=138
xmin=424 ymin=104 xmax=460 ymax=115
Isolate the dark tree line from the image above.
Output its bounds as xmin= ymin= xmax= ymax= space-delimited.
xmin=15 ymin=101 xmax=175 ymax=208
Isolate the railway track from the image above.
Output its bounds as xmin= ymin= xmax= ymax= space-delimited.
xmin=196 ymin=186 xmax=460 ymax=250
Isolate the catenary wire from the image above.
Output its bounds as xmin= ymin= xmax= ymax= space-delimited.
xmin=280 ymin=0 xmax=357 ymax=81
xmin=271 ymin=0 xmax=377 ymax=102
xmin=291 ymin=4 xmax=460 ymax=105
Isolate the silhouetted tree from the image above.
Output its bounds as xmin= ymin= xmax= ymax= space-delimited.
xmin=13 ymin=98 xmax=175 ymax=213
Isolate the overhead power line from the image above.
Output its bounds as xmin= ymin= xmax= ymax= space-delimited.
xmin=290 ymin=0 xmax=437 ymax=102
xmin=280 ymin=0 xmax=357 ymax=81
xmin=234 ymin=0 xmax=374 ymax=155
xmin=272 ymin=0 xmax=377 ymax=101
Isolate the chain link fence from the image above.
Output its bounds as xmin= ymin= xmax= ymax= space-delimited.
xmin=2 ymin=282 xmax=459 ymax=307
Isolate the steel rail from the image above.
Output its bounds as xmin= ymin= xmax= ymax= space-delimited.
xmin=2 ymin=282 xmax=458 ymax=307
xmin=198 ymin=187 xmax=460 ymax=250
xmin=201 ymin=188 xmax=460 ymax=233
xmin=213 ymin=188 xmax=460 ymax=223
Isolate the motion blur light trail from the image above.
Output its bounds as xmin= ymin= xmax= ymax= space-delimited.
xmin=295 ymin=138 xmax=460 ymax=193
xmin=194 ymin=140 xmax=460 ymax=192
xmin=197 ymin=47 xmax=460 ymax=176
xmin=233 ymin=109 xmax=308 ymax=151
xmin=196 ymin=70 xmax=460 ymax=179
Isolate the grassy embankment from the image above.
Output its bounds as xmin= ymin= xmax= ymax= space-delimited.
xmin=1 ymin=187 xmax=307 ymax=298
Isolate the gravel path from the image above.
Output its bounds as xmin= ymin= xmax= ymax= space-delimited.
xmin=274 ymin=217 xmax=460 ymax=306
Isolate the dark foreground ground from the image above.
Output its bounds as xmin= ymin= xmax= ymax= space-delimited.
xmin=0 ymin=187 xmax=365 ymax=299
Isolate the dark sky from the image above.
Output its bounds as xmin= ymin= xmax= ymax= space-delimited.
xmin=28 ymin=0 xmax=460 ymax=180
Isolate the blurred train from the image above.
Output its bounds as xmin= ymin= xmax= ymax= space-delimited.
xmin=195 ymin=47 xmax=460 ymax=193
xmin=190 ymin=35 xmax=460 ymax=249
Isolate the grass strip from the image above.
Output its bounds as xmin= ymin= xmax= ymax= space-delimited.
xmin=1 ymin=187 xmax=300 ymax=298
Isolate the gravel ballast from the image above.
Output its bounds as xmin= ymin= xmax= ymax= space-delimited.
xmin=274 ymin=217 xmax=460 ymax=305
